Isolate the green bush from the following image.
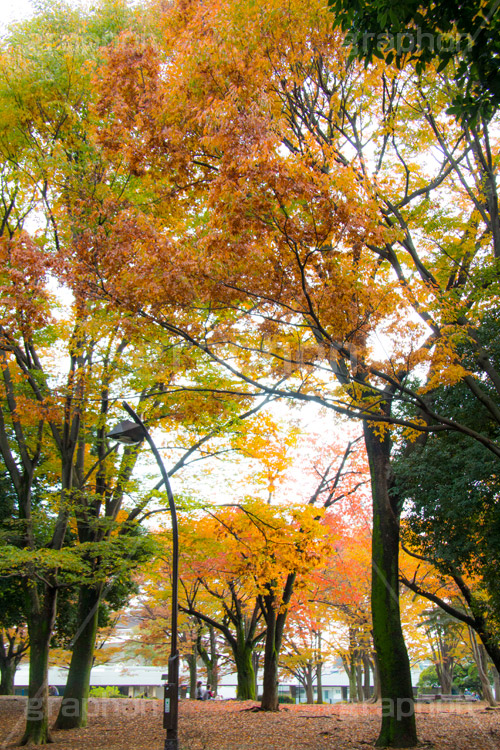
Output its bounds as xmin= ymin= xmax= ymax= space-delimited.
xmin=278 ymin=695 xmax=295 ymax=704
xmin=89 ymin=685 xmax=122 ymax=698
xmin=418 ymin=665 xmax=439 ymax=690
xmin=417 ymin=662 xmax=483 ymax=695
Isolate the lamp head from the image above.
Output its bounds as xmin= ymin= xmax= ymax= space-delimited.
xmin=107 ymin=419 xmax=145 ymax=444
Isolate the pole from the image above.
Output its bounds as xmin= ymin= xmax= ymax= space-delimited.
xmin=121 ymin=402 xmax=179 ymax=750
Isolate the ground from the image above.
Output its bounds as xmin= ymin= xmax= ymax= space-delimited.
xmin=1 ymin=697 xmax=499 ymax=750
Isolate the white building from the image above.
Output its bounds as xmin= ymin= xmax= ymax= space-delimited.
xmin=13 ymin=662 xmax=423 ymax=702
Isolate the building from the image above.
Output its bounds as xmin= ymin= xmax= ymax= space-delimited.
xmin=13 ymin=663 xmax=423 ymax=701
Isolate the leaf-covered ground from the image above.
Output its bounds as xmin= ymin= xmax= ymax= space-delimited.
xmin=1 ymin=697 xmax=499 ymax=750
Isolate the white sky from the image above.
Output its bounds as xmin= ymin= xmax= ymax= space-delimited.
xmin=0 ymin=0 xmax=94 ymax=31
xmin=0 ymin=0 xmax=34 ymax=28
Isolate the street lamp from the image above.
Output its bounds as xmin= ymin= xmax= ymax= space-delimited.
xmin=108 ymin=402 xmax=180 ymax=750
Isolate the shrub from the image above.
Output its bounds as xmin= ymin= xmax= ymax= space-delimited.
xmin=89 ymin=685 xmax=122 ymax=698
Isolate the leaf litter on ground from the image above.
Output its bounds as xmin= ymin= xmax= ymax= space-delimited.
xmin=1 ymin=697 xmax=499 ymax=750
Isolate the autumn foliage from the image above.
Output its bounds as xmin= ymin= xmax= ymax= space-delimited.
xmin=1 ymin=0 xmax=500 ymax=747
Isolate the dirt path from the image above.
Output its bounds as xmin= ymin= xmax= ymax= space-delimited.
xmin=1 ymin=697 xmax=499 ymax=749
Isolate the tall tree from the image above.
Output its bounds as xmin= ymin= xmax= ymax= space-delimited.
xmin=418 ymin=608 xmax=463 ymax=695
xmin=150 ymin=509 xmax=266 ymax=700
xmin=0 ymin=2 xmax=223 ymax=738
xmin=327 ymin=0 xmax=500 ymax=121
xmin=6 ymin=0 xmax=495 ymax=743
xmin=89 ymin=0 xmax=500 ymax=741
xmin=0 ymin=582 xmax=29 ymax=695
xmin=0 ymin=471 xmax=29 ymax=694
xmin=394 ymin=339 xmax=500 ymax=675
xmin=148 ymin=498 xmax=330 ymax=708
xmin=0 ymin=235 xmax=89 ymax=744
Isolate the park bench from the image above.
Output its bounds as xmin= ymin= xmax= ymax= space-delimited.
xmin=416 ymin=694 xmax=472 ymax=703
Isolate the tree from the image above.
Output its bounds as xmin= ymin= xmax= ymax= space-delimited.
xmin=280 ymin=630 xmax=322 ymax=704
xmin=0 ymin=5 xmax=144 ymax=738
xmin=228 ymin=413 xmax=300 ymax=504
xmin=149 ymin=510 xmax=265 ymax=701
xmin=196 ymin=624 xmax=221 ymax=696
xmin=12 ymin=0 xmax=500 ymax=744
xmin=280 ymin=591 xmax=337 ymax=704
xmin=148 ymin=498 xmax=330 ymax=709
xmin=130 ymin=598 xmax=204 ymax=698
xmin=248 ymin=501 xmax=330 ymax=711
xmin=394 ymin=351 xmax=500 ymax=677
xmin=418 ymin=608 xmax=463 ymax=695
xmin=0 ymin=583 xmax=29 ymax=695
xmin=468 ymin=627 xmax=496 ymax=705
xmin=0 ymin=2 xmax=259 ymax=738
xmin=0 ymin=472 xmax=29 ymax=694
xmin=327 ymin=0 xmax=500 ymax=121
xmin=53 ymin=522 xmax=153 ymax=729
xmin=0 ymin=236 xmax=90 ymax=744
xmin=318 ymin=518 xmax=376 ymax=703
xmin=399 ymin=530 xmax=500 ymax=708
xmin=399 ymin=545 xmax=500 ymax=678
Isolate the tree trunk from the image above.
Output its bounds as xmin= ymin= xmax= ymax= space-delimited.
xmin=316 ymin=653 xmax=324 ymax=704
xmin=364 ymin=420 xmax=417 ymax=748
xmin=493 ymin=666 xmax=500 ymax=702
xmin=233 ymin=639 xmax=256 ymax=700
xmin=341 ymin=654 xmax=357 ymax=702
xmin=260 ymin=610 xmax=279 ymax=710
xmin=260 ymin=576 xmax=295 ymax=712
xmin=368 ymin=654 xmax=381 ymax=703
xmin=477 ymin=659 xmax=495 ymax=705
xmin=356 ymin=664 xmax=364 ymax=702
xmin=0 ymin=629 xmax=27 ymax=696
xmin=305 ymin=664 xmax=314 ymax=704
xmin=459 ymin=607 xmax=500 ymax=685
xmin=0 ymin=659 xmax=17 ymax=695
xmin=349 ymin=667 xmax=358 ymax=702
xmin=470 ymin=629 xmax=496 ymax=706
xmin=21 ymin=586 xmax=58 ymax=745
xmin=435 ymin=659 xmax=453 ymax=695
xmin=209 ymin=626 xmax=219 ymax=695
xmin=363 ymin=654 xmax=372 ymax=701
xmin=252 ymin=650 xmax=260 ymax=699
xmin=198 ymin=625 xmax=219 ymax=695
xmin=186 ymin=648 xmax=197 ymax=700
xmin=181 ymin=600 xmax=261 ymax=702
xmin=54 ymin=585 xmax=102 ymax=729
xmin=184 ymin=637 xmax=198 ymax=701
xmin=403 ymin=572 xmax=500 ymax=677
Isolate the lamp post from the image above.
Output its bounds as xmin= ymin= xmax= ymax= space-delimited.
xmin=108 ymin=402 xmax=179 ymax=750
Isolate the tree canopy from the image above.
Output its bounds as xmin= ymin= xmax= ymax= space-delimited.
xmin=0 ymin=0 xmax=499 ymax=746
xmin=327 ymin=0 xmax=500 ymax=121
